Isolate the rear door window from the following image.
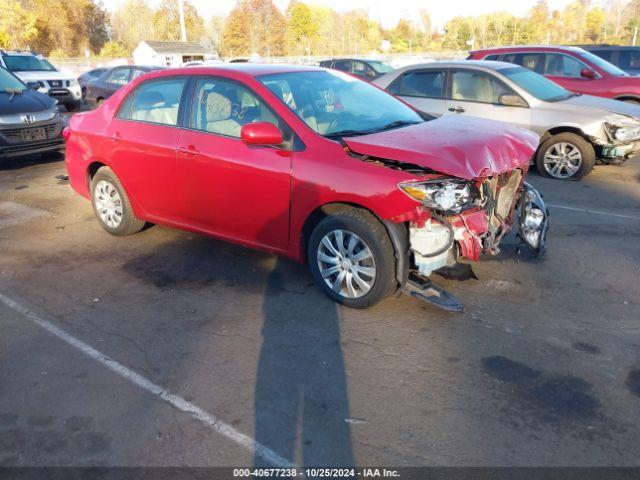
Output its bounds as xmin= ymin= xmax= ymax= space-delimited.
xmin=389 ymin=71 xmax=445 ymax=98
xmin=332 ymin=60 xmax=351 ymax=73
xmin=120 ymin=77 xmax=187 ymax=126
xmin=501 ymin=53 xmax=544 ymax=73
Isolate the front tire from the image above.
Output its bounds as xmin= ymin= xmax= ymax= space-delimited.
xmin=536 ymin=132 xmax=595 ymax=180
xmin=307 ymin=208 xmax=397 ymax=309
xmin=91 ymin=167 xmax=145 ymax=236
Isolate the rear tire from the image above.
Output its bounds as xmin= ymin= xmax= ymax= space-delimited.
xmin=91 ymin=167 xmax=145 ymax=236
xmin=536 ymin=132 xmax=595 ymax=180
xmin=307 ymin=208 xmax=397 ymax=309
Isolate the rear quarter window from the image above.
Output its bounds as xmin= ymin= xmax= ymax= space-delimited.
xmin=117 ymin=77 xmax=187 ymax=126
xmin=389 ymin=71 xmax=445 ymax=98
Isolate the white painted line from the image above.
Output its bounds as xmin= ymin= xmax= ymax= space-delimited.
xmin=0 ymin=292 xmax=292 ymax=468
xmin=547 ymin=203 xmax=640 ymax=221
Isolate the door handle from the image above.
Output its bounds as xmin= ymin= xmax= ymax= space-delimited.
xmin=109 ymin=133 xmax=123 ymax=142
xmin=448 ymin=106 xmax=465 ymax=113
xmin=177 ymin=144 xmax=201 ymax=157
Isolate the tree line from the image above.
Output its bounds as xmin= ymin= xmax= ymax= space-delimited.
xmin=1 ymin=0 xmax=640 ymax=58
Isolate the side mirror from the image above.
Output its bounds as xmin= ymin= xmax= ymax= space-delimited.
xmin=498 ymin=94 xmax=528 ymax=108
xmin=240 ymin=122 xmax=283 ymax=146
xmin=581 ymin=68 xmax=597 ymax=79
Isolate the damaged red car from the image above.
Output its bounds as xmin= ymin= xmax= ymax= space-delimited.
xmin=64 ymin=65 xmax=549 ymax=310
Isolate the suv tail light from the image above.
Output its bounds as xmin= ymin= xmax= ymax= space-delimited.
xmin=62 ymin=126 xmax=71 ymax=141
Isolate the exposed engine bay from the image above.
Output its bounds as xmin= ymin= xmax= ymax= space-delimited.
xmin=349 ymin=149 xmax=550 ymax=312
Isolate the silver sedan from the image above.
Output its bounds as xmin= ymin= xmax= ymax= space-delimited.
xmin=374 ymin=60 xmax=640 ymax=180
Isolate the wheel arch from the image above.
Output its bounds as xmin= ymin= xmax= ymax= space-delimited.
xmin=613 ymin=94 xmax=640 ymax=103
xmin=539 ymin=126 xmax=590 ymax=145
xmin=299 ymin=201 xmax=408 ymax=286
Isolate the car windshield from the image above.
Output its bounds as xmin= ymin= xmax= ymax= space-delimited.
xmin=0 ymin=67 xmax=26 ymax=92
xmin=259 ymin=70 xmax=422 ymax=137
xmin=3 ymin=55 xmax=57 ymax=72
xmin=578 ymin=50 xmax=628 ymax=76
xmin=499 ymin=66 xmax=573 ymax=102
xmin=367 ymin=61 xmax=394 ymax=74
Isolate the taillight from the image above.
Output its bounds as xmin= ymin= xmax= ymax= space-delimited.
xmin=62 ymin=126 xmax=71 ymax=141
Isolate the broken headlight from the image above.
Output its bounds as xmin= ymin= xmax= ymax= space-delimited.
xmin=399 ymin=179 xmax=480 ymax=214
xmin=517 ymin=182 xmax=549 ymax=256
xmin=604 ymin=120 xmax=640 ymax=142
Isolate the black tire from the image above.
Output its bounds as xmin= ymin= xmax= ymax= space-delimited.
xmin=65 ymin=101 xmax=82 ymax=113
xmin=307 ymin=208 xmax=397 ymax=309
xmin=91 ymin=167 xmax=145 ymax=236
xmin=535 ymin=132 xmax=595 ymax=181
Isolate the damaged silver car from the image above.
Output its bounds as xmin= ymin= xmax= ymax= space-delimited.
xmin=374 ymin=60 xmax=640 ymax=180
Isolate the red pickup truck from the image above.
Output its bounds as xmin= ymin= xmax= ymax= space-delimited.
xmin=468 ymin=45 xmax=640 ymax=103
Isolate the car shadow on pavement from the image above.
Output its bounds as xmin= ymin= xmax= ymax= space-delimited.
xmin=253 ymin=185 xmax=354 ymax=468
xmin=254 ymin=257 xmax=354 ymax=468
xmin=0 ymin=152 xmax=65 ymax=172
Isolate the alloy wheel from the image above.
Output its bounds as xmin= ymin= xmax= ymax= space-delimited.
xmin=316 ymin=229 xmax=376 ymax=299
xmin=543 ymin=142 xmax=583 ymax=179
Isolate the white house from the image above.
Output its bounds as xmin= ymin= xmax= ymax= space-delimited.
xmin=133 ymin=41 xmax=216 ymax=67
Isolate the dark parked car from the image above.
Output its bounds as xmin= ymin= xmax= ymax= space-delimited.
xmin=319 ymin=58 xmax=394 ymax=80
xmin=579 ymin=45 xmax=640 ymax=76
xmin=0 ymin=67 xmax=64 ymax=161
xmin=85 ymin=65 xmax=162 ymax=107
xmin=78 ymin=67 xmax=107 ymax=99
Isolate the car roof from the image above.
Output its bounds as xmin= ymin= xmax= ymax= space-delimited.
xmin=0 ymin=50 xmax=39 ymax=56
xmin=472 ymin=45 xmax=587 ymax=54
xmin=321 ymin=58 xmax=382 ymax=62
xmin=151 ymin=63 xmax=324 ymax=78
xmin=392 ymin=60 xmax=519 ymax=72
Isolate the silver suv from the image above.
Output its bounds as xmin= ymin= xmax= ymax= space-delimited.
xmin=0 ymin=50 xmax=82 ymax=112
xmin=374 ymin=60 xmax=640 ymax=180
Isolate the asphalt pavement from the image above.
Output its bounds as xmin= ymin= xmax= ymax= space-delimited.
xmin=0 ymin=152 xmax=639 ymax=467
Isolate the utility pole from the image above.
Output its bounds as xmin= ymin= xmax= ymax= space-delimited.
xmin=178 ymin=0 xmax=187 ymax=42
xmin=633 ymin=26 xmax=638 ymax=46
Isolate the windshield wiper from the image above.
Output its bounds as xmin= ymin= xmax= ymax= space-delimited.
xmin=324 ymin=129 xmax=367 ymax=138
xmin=325 ymin=120 xmax=422 ymax=139
xmin=372 ymin=120 xmax=422 ymax=132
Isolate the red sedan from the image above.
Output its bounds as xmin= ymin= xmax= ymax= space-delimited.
xmin=64 ymin=65 xmax=548 ymax=310
xmin=469 ymin=45 xmax=640 ymax=102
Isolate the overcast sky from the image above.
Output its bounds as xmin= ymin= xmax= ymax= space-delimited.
xmin=105 ymin=0 xmax=576 ymax=29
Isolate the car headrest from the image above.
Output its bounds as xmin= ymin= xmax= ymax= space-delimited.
xmin=205 ymin=91 xmax=232 ymax=122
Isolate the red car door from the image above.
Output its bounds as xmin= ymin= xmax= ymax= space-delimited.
xmin=106 ymin=76 xmax=188 ymax=221
xmin=542 ymin=53 xmax=608 ymax=97
xmin=176 ymin=77 xmax=292 ymax=251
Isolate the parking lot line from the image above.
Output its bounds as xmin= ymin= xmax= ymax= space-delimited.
xmin=547 ymin=203 xmax=640 ymax=221
xmin=0 ymin=292 xmax=293 ymax=468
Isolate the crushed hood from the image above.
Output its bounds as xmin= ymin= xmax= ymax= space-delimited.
xmin=344 ymin=116 xmax=539 ymax=180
